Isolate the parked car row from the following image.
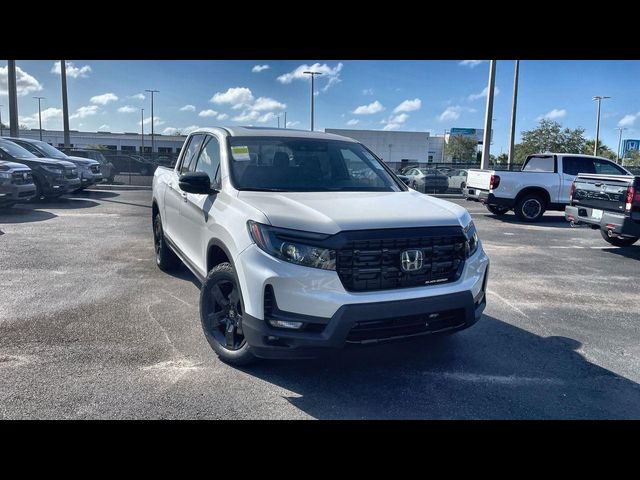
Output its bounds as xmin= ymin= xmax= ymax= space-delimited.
xmin=396 ymin=165 xmax=469 ymax=193
xmin=0 ymin=138 xmax=105 ymax=207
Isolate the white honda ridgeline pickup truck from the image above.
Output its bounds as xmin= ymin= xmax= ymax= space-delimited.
xmin=152 ymin=127 xmax=489 ymax=364
xmin=463 ymin=153 xmax=631 ymax=222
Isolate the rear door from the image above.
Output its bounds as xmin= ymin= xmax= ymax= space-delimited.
xmin=560 ymin=156 xmax=595 ymax=204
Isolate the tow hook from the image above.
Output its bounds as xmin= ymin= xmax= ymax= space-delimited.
xmin=607 ymin=229 xmax=616 ymax=238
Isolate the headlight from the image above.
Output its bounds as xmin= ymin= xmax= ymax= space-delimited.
xmin=41 ymin=165 xmax=64 ymax=175
xmin=247 ymin=221 xmax=336 ymax=271
xmin=464 ymin=220 xmax=479 ymax=258
xmin=0 ymin=172 xmax=11 ymax=179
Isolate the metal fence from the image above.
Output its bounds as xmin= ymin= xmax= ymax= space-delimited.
xmin=77 ymin=150 xmax=640 ymax=193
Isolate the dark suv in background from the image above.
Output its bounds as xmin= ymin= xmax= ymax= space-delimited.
xmin=5 ymin=138 xmax=103 ymax=191
xmin=0 ymin=160 xmax=36 ymax=207
xmin=0 ymin=139 xmax=80 ymax=200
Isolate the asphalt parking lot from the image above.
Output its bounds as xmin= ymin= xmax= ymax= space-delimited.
xmin=1 ymin=190 xmax=639 ymax=419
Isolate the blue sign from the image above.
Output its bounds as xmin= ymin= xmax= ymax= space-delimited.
xmin=450 ymin=128 xmax=476 ymax=136
xmin=623 ymin=139 xmax=640 ymax=156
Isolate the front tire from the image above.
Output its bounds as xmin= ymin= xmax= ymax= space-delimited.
xmin=153 ymin=213 xmax=181 ymax=271
xmin=600 ymin=230 xmax=639 ymax=247
xmin=515 ymin=194 xmax=546 ymax=222
xmin=200 ymin=263 xmax=255 ymax=366
xmin=486 ymin=204 xmax=509 ymax=216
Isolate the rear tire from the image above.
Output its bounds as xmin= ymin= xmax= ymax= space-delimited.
xmin=486 ymin=204 xmax=509 ymax=216
xmin=200 ymin=263 xmax=256 ymax=366
xmin=515 ymin=194 xmax=546 ymax=222
xmin=153 ymin=213 xmax=181 ymax=271
xmin=600 ymin=230 xmax=639 ymax=247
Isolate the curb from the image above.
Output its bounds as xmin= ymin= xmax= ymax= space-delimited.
xmin=87 ymin=185 xmax=152 ymax=191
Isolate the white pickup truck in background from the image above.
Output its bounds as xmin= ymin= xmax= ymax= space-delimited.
xmin=463 ymin=153 xmax=631 ymax=222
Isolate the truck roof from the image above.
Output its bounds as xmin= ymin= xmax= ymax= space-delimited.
xmin=531 ymin=152 xmax=614 ymax=162
xmin=190 ymin=126 xmax=358 ymax=142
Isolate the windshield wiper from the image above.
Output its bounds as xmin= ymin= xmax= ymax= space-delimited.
xmin=239 ymin=187 xmax=289 ymax=192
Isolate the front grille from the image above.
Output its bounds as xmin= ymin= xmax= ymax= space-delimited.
xmin=347 ymin=308 xmax=466 ymax=343
xmin=336 ymin=228 xmax=466 ymax=292
xmin=90 ymin=165 xmax=100 ymax=173
xmin=11 ymin=171 xmax=32 ymax=185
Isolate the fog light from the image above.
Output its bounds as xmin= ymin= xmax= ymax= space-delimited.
xmin=268 ymin=319 xmax=304 ymax=330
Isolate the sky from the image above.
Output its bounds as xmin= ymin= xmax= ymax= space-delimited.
xmin=1 ymin=60 xmax=639 ymax=154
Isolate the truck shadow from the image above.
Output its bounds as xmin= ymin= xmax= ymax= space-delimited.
xmin=33 ymin=197 xmax=100 ymax=209
xmin=0 ymin=206 xmax=57 ymax=224
xmin=601 ymin=246 xmax=640 ymax=261
xmin=239 ymin=314 xmax=640 ymax=419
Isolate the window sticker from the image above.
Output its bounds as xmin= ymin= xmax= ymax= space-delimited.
xmin=231 ymin=146 xmax=251 ymax=161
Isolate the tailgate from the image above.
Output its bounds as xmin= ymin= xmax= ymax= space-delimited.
xmin=572 ymin=175 xmax=632 ymax=213
xmin=466 ymin=169 xmax=493 ymax=190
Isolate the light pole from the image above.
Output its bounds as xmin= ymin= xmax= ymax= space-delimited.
xmin=7 ymin=60 xmax=19 ymax=137
xmin=303 ymin=71 xmax=322 ymax=131
xmin=277 ymin=115 xmax=280 ymax=128
xmin=141 ymin=108 xmax=145 ymax=156
xmin=33 ymin=97 xmax=45 ymax=140
xmin=0 ymin=105 xmax=3 ymax=136
xmin=480 ymin=60 xmax=497 ymax=169
xmin=442 ymin=129 xmax=448 ymax=162
xmin=616 ymin=127 xmax=627 ymax=163
xmin=592 ymin=95 xmax=610 ymax=156
xmin=284 ymin=111 xmax=287 ymax=129
xmin=507 ymin=60 xmax=520 ymax=168
xmin=145 ymin=89 xmax=159 ymax=155
xmin=60 ymin=60 xmax=70 ymax=147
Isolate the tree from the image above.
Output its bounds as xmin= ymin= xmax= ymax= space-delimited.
xmin=515 ymin=119 xmax=587 ymax=163
xmin=623 ymin=150 xmax=640 ymax=167
xmin=583 ymin=139 xmax=617 ymax=161
xmin=445 ymin=135 xmax=478 ymax=162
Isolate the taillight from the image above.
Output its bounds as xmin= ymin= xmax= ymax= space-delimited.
xmin=569 ymin=182 xmax=575 ymax=202
xmin=490 ymin=174 xmax=501 ymax=190
xmin=626 ymin=186 xmax=637 ymax=212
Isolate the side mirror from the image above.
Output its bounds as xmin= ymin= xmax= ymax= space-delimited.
xmin=179 ymin=172 xmax=217 ymax=195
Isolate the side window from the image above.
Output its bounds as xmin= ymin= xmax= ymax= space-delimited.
xmin=593 ymin=159 xmax=626 ymax=175
xmin=179 ymin=134 xmax=205 ymax=174
xmin=562 ymin=157 xmax=592 ymax=175
xmin=195 ymin=135 xmax=221 ymax=182
xmin=523 ymin=155 xmax=555 ymax=172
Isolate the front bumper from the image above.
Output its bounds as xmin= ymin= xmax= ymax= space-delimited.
xmin=0 ymin=182 xmax=37 ymax=204
xmin=42 ymin=176 xmax=81 ymax=195
xmin=80 ymin=172 xmax=103 ymax=186
xmin=565 ymin=205 xmax=640 ymax=237
xmin=235 ymin=243 xmax=489 ymax=358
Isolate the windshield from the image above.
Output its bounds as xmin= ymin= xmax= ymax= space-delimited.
xmin=0 ymin=140 xmax=37 ymax=159
xmin=30 ymin=141 xmax=68 ymax=159
xmin=228 ymin=137 xmax=404 ymax=192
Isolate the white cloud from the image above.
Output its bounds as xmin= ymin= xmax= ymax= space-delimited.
xmin=19 ymin=107 xmax=63 ymax=128
xmin=138 ymin=116 xmax=165 ymax=127
xmin=129 ymin=93 xmax=145 ymax=101
xmin=51 ymin=61 xmax=92 ymax=78
xmin=252 ymin=97 xmax=286 ymax=112
xmin=362 ymin=88 xmax=374 ymax=95
xmin=537 ymin=108 xmax=567 ymax=121
xmin=180 ymin=104 xmax=196 ymax=112
xmin=217 ymin=113 xmax=229 ymax=121
xmin=277 ymin=63 xmax=343 ymax=93
xmin=394 ymin=98 xmax=422 ymax=113
xmin=70 ymin=105 xmax=99 ymax=120
xmin=439 ymin=106 xmax=463 ymax=122
xmin=468 ymin=86 xmax=500 ymax=102
xmin=459 ymin=60 xmax=485 ymax=68
xmin=346 ymin=119 xmax=360 ymax=126
xmin=353 ymin=100 xmax=385 ymax=115
xmin=117 ymin=105 xmax=137 ymax=113
xmin=252 ymin=64 xmax=270 ymax=73
xmin=182 ymin=125 xmax=200 ymax=134
xmin=618 ymin=113 xmax=639 ymax=127
xmin=90 ymin=93 xmax=118 ymax=105
xmin=286 ymin=121 xmax=300 ymax=128
xmin=232 ymin=110 xmax=260 ymax=122
xmin=258 ymin=112 xmax=278 ymax=123
xmin=382 ymin=113 xmax=409 ymax=131
xmin=98 ymin=124 xmax=110 ymax=130
xmin=0 ymin=66 xmax=43 ymax=97
xmin=211 ymin=87 xmax=254 ymax=109
xmin=199 ymin=109 xmax=219 ymax=117
xmin=162 ymin=127 xmax=180 ymax=135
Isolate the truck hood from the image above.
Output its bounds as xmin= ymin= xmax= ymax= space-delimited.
xmin=237 ymin=190 xmax=471 ymax=234
xmin=65 ymin=156 xmax=98 ymax=167
xmin=11 ymin=157 xmax=76 ymax=169
xmin=0 ymin=160 xmax=31 ymax=171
